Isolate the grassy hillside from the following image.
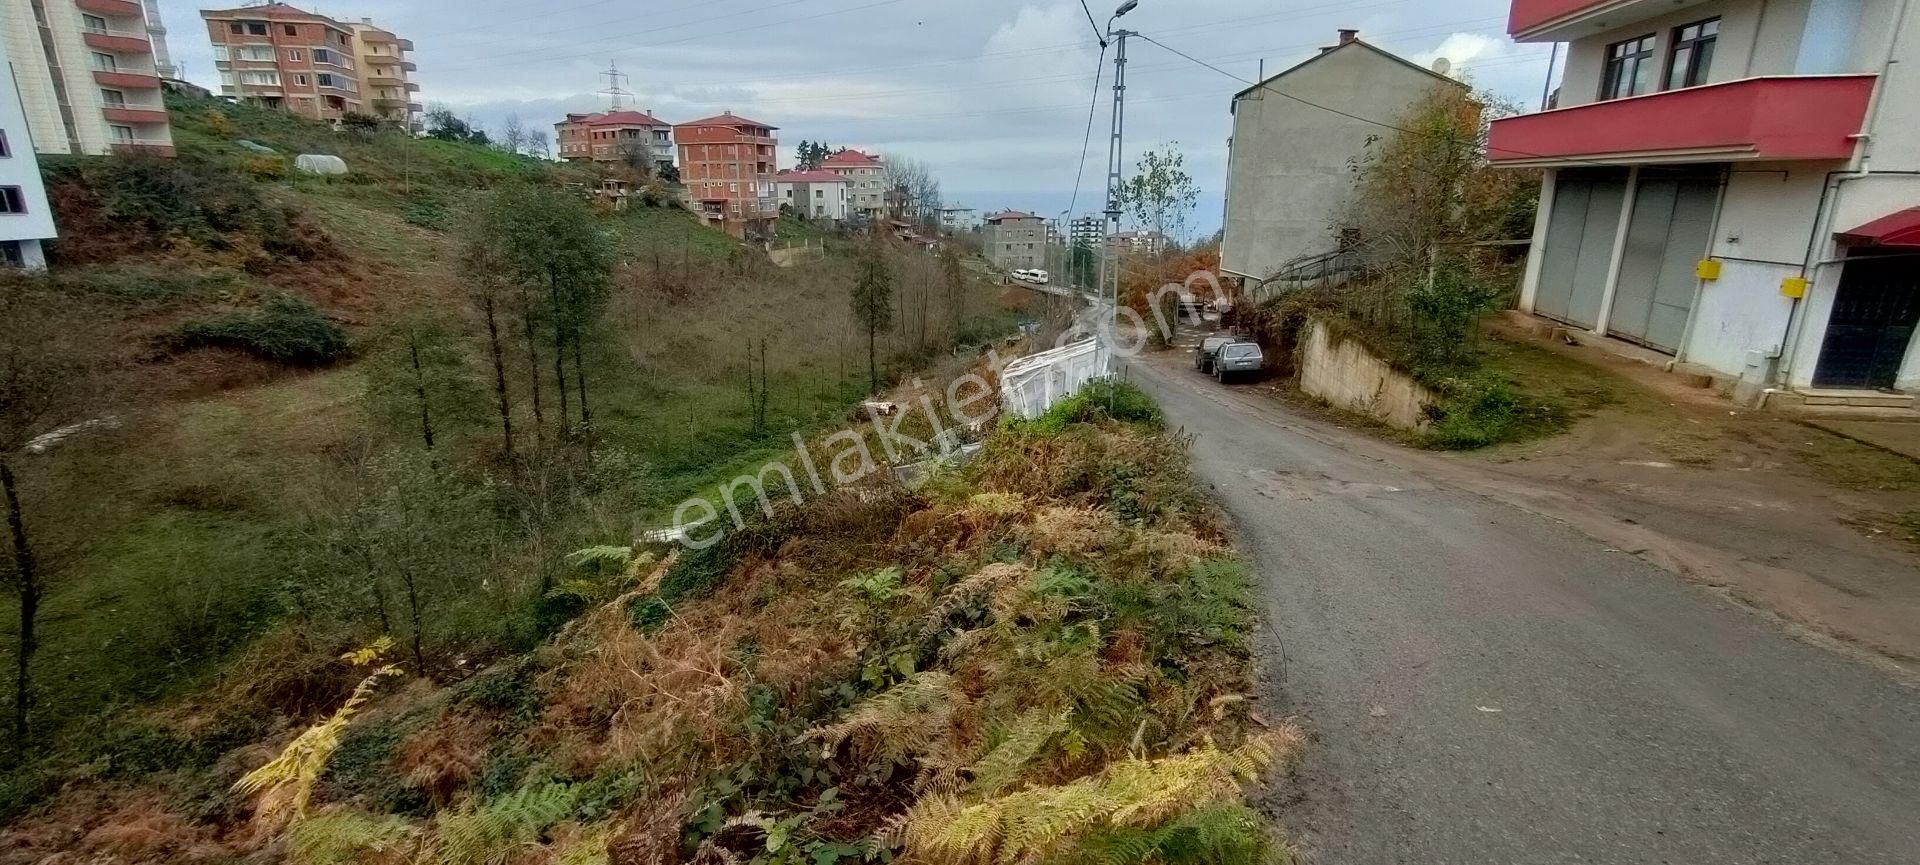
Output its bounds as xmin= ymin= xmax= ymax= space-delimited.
xmin=0 ymin=92 xmax=1021 ymax=820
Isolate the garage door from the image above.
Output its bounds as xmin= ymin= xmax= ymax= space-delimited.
xmin=1535 ymin=168 xmax=1630 ymax=330
xmin=1610 ymin=171 xmax=1719 ymax=353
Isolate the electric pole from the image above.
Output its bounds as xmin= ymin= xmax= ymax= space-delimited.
xmin=1101 ymin=29 xmax=1133 ymax=348
xmin=599 ymin=61 xmax=633 ymax=110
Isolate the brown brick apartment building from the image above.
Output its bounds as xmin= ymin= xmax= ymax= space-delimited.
xmin=202 ymin=2 xmax=363 ymax=121
xmin=675 ymin=111 xmax=778 ymax=240
xmin=556 ymin=109 xmax=674 ymax=172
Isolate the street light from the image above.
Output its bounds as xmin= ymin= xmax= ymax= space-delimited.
xmin=1114 ymin=0 xmax=1138 ymax=18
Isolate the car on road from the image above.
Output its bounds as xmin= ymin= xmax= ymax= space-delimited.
xmin=1196 ymin=336 xmax=1236 ymax=374
xmin=1212 ymin=341 xmax=1266 ymax=382
xmin=1011 ymin=269 xmax=1051 ymax=285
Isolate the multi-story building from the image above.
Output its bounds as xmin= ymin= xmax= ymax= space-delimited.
xmin=556 ymin=109 xmax=674 ymax=172
xmin=1109 ymin=229 xmax=1168 ymax=257
xmin=141 ymin=0 xmax=175 ymax=78
xmin=349 ymin=19 xmax=418 ymax=128
xmin=1493 ymin=0 xmax=1920 ymax=403
xmin=202 ymin=3 xmax=363 ymax=122
xmin=1222 ymin=30 xmax=1464 ymax=283
xmin=1069 ymin=215 xmax=1105 ymax=249
xmin=0 ymin=35 xmax=57 ymax=270
xmin=0 ymin=0 xmax=177 ymax=156
xmin=939 ymin=206 xmax=977 ymax=233
xmin=676 ymin=111 xmax=779 ymax=239
xmin=985 ymin=210 xmax=1047 ymax=271
xmin=821 ymin=149 xmax=887 ymax=220
xmin=776 ymin=169 xmax=851 ymax=221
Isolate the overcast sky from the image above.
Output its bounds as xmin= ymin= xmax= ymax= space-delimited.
xmin=167 ymin=0 xmax=1559 ymax=237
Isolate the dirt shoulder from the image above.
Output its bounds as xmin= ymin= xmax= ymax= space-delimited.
xmin=1174 ymin=327 xmax=1920 ymax=669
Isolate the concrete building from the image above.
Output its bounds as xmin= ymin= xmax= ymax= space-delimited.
xmin=1069 ymin=215 xmax=1105 ymax=249
xmin=1109 ymin=229 xmax=1168 ymax=257
xmin=0 ymin=35 xmax=57 ymax=270
xmin=776 ymin=169 xmax=851 ymax=221
xmin=556 ymin=109 xmax=674 ymax=171
xmin=141 ymin=0 xmax=174 ymax=78
xmin=985 ymin=210 xmax=1047 ymax=271
xmin=939 ymin=206 xmax=977 ymax=233
xmin=1494 ymin=0 xmax=1920 ymax=404
xmin=676 ymin=111 xmax=778 ymax=239
xmin=349 ymin=19 xmax=419 ymax=128
xmin=1 ymin=0 xmax=177 ymax=156
xmin=203 ymin=3 xmax=362 ymax=122
xmin=820 ymin=149 xmax=886 ymax=220
xmin=1221 ymin=30 xmax=1465 ymax=283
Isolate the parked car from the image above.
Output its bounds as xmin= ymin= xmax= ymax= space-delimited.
xmin=1196 ymin=336 xmax=1236 ymax=374
xmin=1213 ymin=342 xmax=1266 ymax=382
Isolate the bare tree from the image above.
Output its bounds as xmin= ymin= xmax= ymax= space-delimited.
xmin=526 ymin=129 xmax=552 ymax=159
xmin=0 ymin=277 xmax=121 ymax=746
xmin=882 ymin=154 xmax=942 ymax=228
xmin=498 ymin=114 xmax=530 ymax=155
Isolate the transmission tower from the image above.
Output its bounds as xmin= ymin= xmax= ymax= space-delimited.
xmin=598 ymin=61 xmax=634 ymax=110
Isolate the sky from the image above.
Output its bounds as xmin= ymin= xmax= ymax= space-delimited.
xmin=166 ymin=0 xmax=1562 ymax=239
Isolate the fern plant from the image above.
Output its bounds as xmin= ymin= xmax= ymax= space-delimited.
xmin=234 ymin=639 xmax=401 ymax=828
xmin=433 ymin=781 xmax=583 ymax=865
xmin=287 ymin=807 xmax=413 ymax=865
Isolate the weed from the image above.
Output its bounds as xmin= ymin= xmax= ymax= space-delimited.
xmin=172 ymin=294 xmax=351 ymax=366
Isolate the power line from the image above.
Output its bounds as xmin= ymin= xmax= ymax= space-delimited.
xmin=1068 ymin=43 xmax=1110 ymax=218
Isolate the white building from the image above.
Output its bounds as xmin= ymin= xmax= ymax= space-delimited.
xmin=1495 ymin=0 xmax=1920 ymax=403
xmin=0 ymin=36 xmax=58 ymax=270
xmin=820 ymin=149 xmax=886 ymax=220
xmin=0 ymin=0 xmax=176 ymax=156
xmin=776 ymin=169 xmax=851 ymax=221
xmin=1221 ymin=30 xmax=1465 ymax=284
xmin=939 ymin=206 xmax=977 ymax=233
xmin=1069 ymin=215 xmax=1104 ymax=249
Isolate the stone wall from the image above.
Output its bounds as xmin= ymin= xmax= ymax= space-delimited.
xmin=1298 ymin=319 xmax=1435 ymax=430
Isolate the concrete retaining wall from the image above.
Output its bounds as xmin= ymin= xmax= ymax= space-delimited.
xmin=1298 ymin=320 xmax=1435 ymax=430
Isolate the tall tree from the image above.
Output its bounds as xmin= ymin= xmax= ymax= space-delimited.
xmin=1116 ymin=143 xmax=1200 ymax=248
xmin=363 ymin=313 xmax=483 ymax=451
xmin=849 ymin=243 xmax=895 ymax=394
xmin=0 ymin=277 xmax=119 ymax=746
xmin=940 ymin=247 xmax=968 ymax=340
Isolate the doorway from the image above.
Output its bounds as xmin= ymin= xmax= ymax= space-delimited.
xmin=1814 ymin=250 xmax=1920 ymax=389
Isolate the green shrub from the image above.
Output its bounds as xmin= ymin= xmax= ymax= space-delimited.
xmin=1421 ymin=372 xmax=1569 ymax=450
xmin=1017 ymin=380 xmax=1165 ymax=435
xmin=173 ymin=294 xmax=350 ymax=366
xmin=51 ymin=264 xmax=247 ymax=304
xmin=405 ymin=201 xmax=453 ymax=231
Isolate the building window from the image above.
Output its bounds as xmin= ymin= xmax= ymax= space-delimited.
xmin=228 ymin=22 xmax=244 ymax=35
xmin=314 ymin=48 xmax=335 ymax=65
xmin=110 ymin=125 xmax=135 ymax=142
xmin=91 ymin=52 xmax=117 ymax=71
xmin=1667 ymin=18 xmax=1719 ymax=90
xmin=0 ymin=130 xmax=8 ymax=158
xmin=0 ymin=187 xmax=27 ymax=214
xmin=285 ymin=24 xmax=299 ymax=36
xmin=295 ymin=74 xmax=310 ymax=86
xmin=287 ymin=49 xmax=305 ymax=62
xmin=82 ymin=14 xmax=107 ymax=31
xmin=100 ymin=89 xmax=126 ymax=106
xmin=1601 ymin=34 xmax=1657 ymax=100
xmin=247 ymin=22 xmax=268 ymax=36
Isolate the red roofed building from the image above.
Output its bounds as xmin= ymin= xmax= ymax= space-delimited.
xmin=776 ymin=169 xmax=851 ymax=221
xmin=820 ymin=149 xmax=887 ymax=220
xmin=555 ymin=109 xmax=674 ymax=172
xmin=676 ymin=111 xmax=778 ymax=239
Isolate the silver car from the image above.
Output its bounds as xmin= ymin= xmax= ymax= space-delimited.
xmin=1196 ymin=336 xmax=1235 ymax=374
xmin=1213 ymin=342 xmax=1265 ymax=382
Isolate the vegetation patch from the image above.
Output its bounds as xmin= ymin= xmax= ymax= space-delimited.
xmin=171 ymin=294 xmax=352 ymax=366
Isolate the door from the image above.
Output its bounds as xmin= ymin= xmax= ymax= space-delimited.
xmin=1610 ymin=171 xmax=1719 ymax=352
xmin=1814 ymin=252 xmax=1920 ymax=389
xmin=1535 ymin=168 xmax=1629 ymax=329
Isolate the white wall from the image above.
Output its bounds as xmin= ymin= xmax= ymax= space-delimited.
xmin=1221 ymin=43 xmax=1461 ymax=281
xmin=0 ymin=32 xmax=58 ymax=249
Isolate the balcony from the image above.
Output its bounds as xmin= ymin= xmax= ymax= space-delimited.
xmin=401 ymin=60 xmax=418 ymax=72
xmin=1509 ymin=0 xmax=1719 ymax=40
xmin=1488 ymin=74 xmax=1875 ymax=167
xmin=83 ymin=29 xmax=152 ymax=54
xmin=102 ymin=105 xmax=169 ymax=125
xmin=76 ymin=0 xmax=143 ymax=17
xmin=110 ymin=141 xmax=176 ymax=158
xmin=367 ymin=75 xmax=404 ymax=87
xmin=94 ymin=70 xmax=161 ymax=90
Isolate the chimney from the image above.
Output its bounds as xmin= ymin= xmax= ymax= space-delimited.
xmin=1339 ymin=29 xmax=1359 ymax=45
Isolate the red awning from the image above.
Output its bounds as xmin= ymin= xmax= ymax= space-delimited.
xmin=1838 ymin=207 xmax=1920 ymax=248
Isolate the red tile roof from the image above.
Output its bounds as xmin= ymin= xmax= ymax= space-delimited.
xmin=776 ymin=169 xmax=849 ymax=184
xmin=820 ymin=149 xmax=881 ymax=168
xmin=201 ymin=2 xmax=345 ymax=26
xmin=574 ymin=109 xmax=667 ymax=127
xmin=985 ymin=210 xmax=1041 ymax=222
xmin=677 ymin=111 xmax=777 ymax=130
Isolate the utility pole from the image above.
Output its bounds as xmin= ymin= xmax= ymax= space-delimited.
xmin=599 ymin=61 xmax=633 ymax=110
xmin=1101 ymin=28 xmax=1133 ymax=338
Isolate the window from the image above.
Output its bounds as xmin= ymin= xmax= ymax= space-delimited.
xmin=229 ymin=23 xmax=245 ymax=35
xmin=110 ymin=125 xmax=135 ymax=142
xmin=247 ymin=22 xmax=268 ymax=36
xmin=313 ymin=48 xmax=334 ymax=65
xmin=284 ymin=24 xmax=298 ymax=36
xmin=212 ymin=46 xmax=229 ymax=61
xmin=82 ymin=14 xmax=107 ymax=31
xmin=91 ymin=52 xmax=117 ymax=71
xmin=0 ymin=187 xmax=26 ymax=214
xmin=0 ymin=130 xmax=9 ymax=158
xmin=1601 ymin=34 xmax=1657 ymax=100
xmin=219 ymin=71 xmax=235 ymax=86
xmin=1667 ymin=18 xmax=1719 ymax=90
xmin=100 ymin=89 xmax=126 ymax=106
xmin=287 ymin=49 xmax=305 ymax=62
xmin=238 ymin=46 xmax=275 ymax=61
xmin=239 ymin=71 xmax=280 ymax=86
xmin=294 ymin=74 xmax=310 ymax=86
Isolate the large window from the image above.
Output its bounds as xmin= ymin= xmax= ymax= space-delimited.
xmin=100 ymin=88 xmax=126 ymax=106
xmin=1601 ymin=34 xmax=1657 ymax=100
xmin=1667 ymin=18 xmax=1719 ymax=90
xmin=0 ymin=187 xmax=28 ymax=214
xmin=91 ymin=52 xmax=116 ymax=71
xmin=0 ymin=130 xmax=10 ymax=158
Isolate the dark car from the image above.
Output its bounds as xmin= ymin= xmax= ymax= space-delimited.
xmin=1196 ymin=336 xmax=1235 ymax=374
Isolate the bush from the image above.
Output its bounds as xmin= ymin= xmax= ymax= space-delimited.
xmin=173 ymin=294 xmax=351 ymax=366
xmin=1015 ymin=379 xmax=1165 ymax=435
xmin=1421 ymin=371 xmax=1569 ymax=450
xmin=405 ymin=201 xmax=452 ymax=231
xmin=40 ymin=154 xmax=334 ymax=264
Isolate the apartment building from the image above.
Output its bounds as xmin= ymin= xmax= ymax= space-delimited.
xmin=939 ymin=206 xmax=977 ymax=233
xmin=1069 ymin=215 xmax=1105 ymax=249
xmin=556 ymin=110 xmax=674 ymax=172
xmin=676 ymin=111 xmax=779 ymax=240
xmin=1222 ymin=30 xmax=1464 ymax=283
xmin=820 ymin=149 xmax=887 ymax=221
xmin=776 ymin=169 xmax=851 ymax=221
xmin=0 ymin=36 xmax=57 ymax=270
xmin=349 ymin=19 xmax=419 ymax=128
xmin=985 ymin=210 xmax=1047 ymax=271
xmin=1494 ymin=0 xmax=1920 ymax=404
xmin=0 ymin=0 xmax=177 ymax=156
xmin=1109 ymin=229 xmax=1168 ymax=257
xmin=141 ymin=0 xmax=175 ymax=78
xmin=203 ymin=3 xmax=363 ymax=122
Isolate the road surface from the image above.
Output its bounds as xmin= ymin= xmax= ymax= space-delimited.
xmin=1126 ymin=356 xmax=1920 ymax=865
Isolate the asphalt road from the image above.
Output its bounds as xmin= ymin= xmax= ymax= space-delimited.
xmin=1126 ymin=357 xmax=1920 ymax=865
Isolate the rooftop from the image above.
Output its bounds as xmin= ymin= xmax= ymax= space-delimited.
xmin=820 ymin=149 xmax=882 ymax=168
xmin=677 ymin=110 xmax=777 ymax=131
xmin=776 ymin=169 xmax=849 ymax=184
xmin=562 ymin=109 xmax=669 ymax=128
xmin=985 ymin=210 xmax=1041 ymax=223
xmin=201 ymin=2 xmax=349 ymax=28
